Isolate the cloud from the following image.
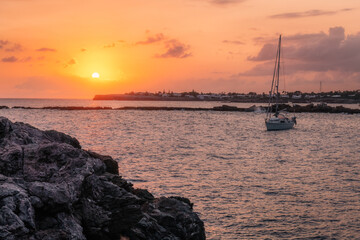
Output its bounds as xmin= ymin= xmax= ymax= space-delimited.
xmin=248 ymin=43 xmax=277 ymax=61
xmin=223 ymin=40 xmax=244 ymax=45
xmin=63 ymin=58 xmax=77 ymax=68
xmin=5 ymin=43 xmax=24 ymax=52
xmin=136 ymin=32 xmax=192 ymax=58
xmin=136 ymin=33 xmax=165 ymax=45
xmin=68 ymin=58 xmax=76 ymax=65
xmin=1 ymin=56 xmax=18 ymax=62
xmin=1 ymin=55 xmax=32 ymax=63
xmin=20 ymin=56 xmax=32 ymax=62
xmin=244 ymin=27 xmax=360 ymax=77
xmin=0 ymin=40 xmax=23 ymax=52
xmin=103 ymin=43 xmax=116 ymax=48
xmin=270 ymin=8 xmax=353 ymax=19
xmin=156 ymin=39 xmax=192 ymax=58
xmin=80 ymin=48 xmax=86 ymax=52
xmin=36 ymin=47 xmax=56 ymax=52
xmin=0 ymin=40 xmax=9 ymax=49
xmin=210 ymin=0 xmax=246 ymax=5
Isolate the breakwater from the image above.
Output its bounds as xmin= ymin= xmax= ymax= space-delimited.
xmin=1 ymin=103 xmax=359 ymax=114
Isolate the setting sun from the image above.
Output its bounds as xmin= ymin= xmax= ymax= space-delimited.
xmin=92 ymin=72 xmax=100 ymax=78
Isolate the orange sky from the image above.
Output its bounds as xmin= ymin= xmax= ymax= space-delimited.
xmin=1 ymin=0 xmax=360 ymax=98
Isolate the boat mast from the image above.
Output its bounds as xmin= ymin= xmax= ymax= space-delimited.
xmin=275 ymin=35 xmax=281 ymax=115
xmin=266 ymin=35 xmax=281 ymax=119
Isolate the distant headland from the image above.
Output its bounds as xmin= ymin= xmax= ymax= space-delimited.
xmin=94 ymin=90 xmax=360 ymax=104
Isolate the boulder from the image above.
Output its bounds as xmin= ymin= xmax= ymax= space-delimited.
xmin=0 ymin=117 xmax=205 ymax=240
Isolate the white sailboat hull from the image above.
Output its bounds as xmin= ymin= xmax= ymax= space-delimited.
xmin=265 ymin=117 xmax=295 ymax=131
xmin=265 ymin=121 xmax=294 ymax=131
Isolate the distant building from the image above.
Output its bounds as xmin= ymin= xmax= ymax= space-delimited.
xmin=305 ymin=95 xmax=316 ymax=99
xmin=292 ymin=94 xmax=302 ymax=99
xmin=185 ymin=95 xmax=195 ymax=98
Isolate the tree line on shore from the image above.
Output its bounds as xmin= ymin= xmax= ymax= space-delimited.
xmin=123 ymin=90 xmax=360 ymax=99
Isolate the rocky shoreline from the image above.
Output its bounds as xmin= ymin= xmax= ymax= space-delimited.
xmin=0 ymin=117 xmax=205 ymax=240
xmin=1 ymin=103 xmax=359 ymax=114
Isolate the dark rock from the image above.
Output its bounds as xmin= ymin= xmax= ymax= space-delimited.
xmin=44 ymin=130 xmax=81 ymax=149
xmin=213 ymin=105 xmax=240 ymax=111
xmin=265 ymin=103 xmax=360 ymax=114
xmin=88 ymin=151 xmax=119 ymax=175
xmin=0 ymin=117 xmax=205 ymax=240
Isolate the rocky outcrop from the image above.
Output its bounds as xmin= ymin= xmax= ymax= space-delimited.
xmin=266 ymin=103 xmax=360 ymax=114
xmin=0 ymin=117 xmax=205 ymax=240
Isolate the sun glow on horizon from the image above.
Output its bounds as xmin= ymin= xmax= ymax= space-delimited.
xmin=92 ymin=72 xmax=100 ymax=78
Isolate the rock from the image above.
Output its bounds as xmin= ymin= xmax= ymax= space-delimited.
xmin=213 ymin=105 xmax=240 ymax=111
xmin=0 ymin=117 xmax=205 ymax=240
xmin=88 ymin=151 xmax=119 ymax=175
xmin=265 ymin=103 xmax=360 ymax=114
xmin=44 ymin=130 xmax=81 ymax=149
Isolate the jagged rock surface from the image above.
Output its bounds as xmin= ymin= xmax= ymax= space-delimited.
xmin=0 ymin=117 xmax=205 ymax=240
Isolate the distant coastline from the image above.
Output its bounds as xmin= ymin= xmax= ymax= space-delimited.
xmin=93 ymin=90 xmax=360 ymax=104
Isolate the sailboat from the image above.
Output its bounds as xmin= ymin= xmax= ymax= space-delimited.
xmin=265 ymin=35 xmax=296 ymax=131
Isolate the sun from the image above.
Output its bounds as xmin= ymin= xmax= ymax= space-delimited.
xmin=92 ymin=72 xmax=100 ymax=78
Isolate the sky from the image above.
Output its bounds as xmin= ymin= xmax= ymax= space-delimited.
xmin=1 ymin=0 xmax=360 ymax=98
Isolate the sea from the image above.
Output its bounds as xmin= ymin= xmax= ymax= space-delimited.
xmin=1 ymin=99 xmax=359 ymax=240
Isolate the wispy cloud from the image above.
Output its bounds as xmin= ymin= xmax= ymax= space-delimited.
xmin=210 ymin=0 xmax=246 ymax=5
xmin=5 ymin=43 xmax=23 ymax=52
xmin=270 ymin=8 xmax=353 ymax=19
xmin=68 ymin=58 xmax=76 ymax=65
xmin=103 ymin=43 xmax=116 ymax=48
xmin=0 ymin=40 xmax=23 ymax=52
xmin=0 ymin=40 xmax=9 ymax=49
xmin=223 ymin=40 xmax=244 ymax=45
xmin=156 ymin=39 xmax=192 ymax=59
xmin=20 ymin=56 xmax=32 ymax=62
xmin=80 ymin=48 xmax=87 ymax=52
xmin=64 ymin=58 xmax=77 ymax=68
xmin=136 ymin=32 xmax=192 ymax=58
xmin=136 ymin=33 xmax=165 ymax=45
xmin=36 ymin=47 xmax=56 ymax=52
xmin=1 ymin=56 xmax=18 ymax=62
xmin=1 ymin=56 xmax=32 ymax=63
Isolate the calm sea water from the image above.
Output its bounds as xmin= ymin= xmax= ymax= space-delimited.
xmin=1 ymin=99 xmax=359 ymax=239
